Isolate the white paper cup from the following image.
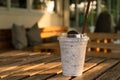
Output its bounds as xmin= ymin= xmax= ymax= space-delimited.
xmin=58 ymin=34 xmax=89 ymax=76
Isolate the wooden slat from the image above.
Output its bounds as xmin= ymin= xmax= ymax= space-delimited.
xmin=0 ymin=52 xmax=43 ymax=65
xmin=87 ymin=33 xmax=120 ymax=39
xmin=33 ymin=42 xmax=59 ymax=50
xmin=0 ymin=51 xmax=33 ymax=59
xmin=0 ymin=51 xmax=35 ymax=66
xmin=2 ymin=59 xmax=61 ymax=80
xmin=86 ymin=33 xmax=120 ymax=58
xmin=40 ymin=26 xmax=68 ymax=32
xmin=47 ymin=57 xmax=105 ymax=80
xmin=0 ymin=59 xmax=23 ymax=67
xmin=23 ymin=57 xmax=92 ymax=80
xmin=40 ymin=26 xmax=68 ymax=38
xmin=87 ymin=52 xmax=120 ymax=59
xmin=0 ymin=51 xmax=43 ymax=60
xmin=0 ymin=54 xmax=49 ymax=68
xmin=73 ymin=59 xmax=119 ymax=80
xmin=83 ymin=58 xmax=105 ymax=72
xmin=87 ymin=42 xmax=120 ymax=50
xmin=96 ymin=62 xmax=120 ymax=80
xmin=0 ymin=54 xmax=58 ymax=78
xmin=0 ymin=50 xmax=24 ymax=61
xmin=23 ymin=65 xmax=62 ymax=80
xmin=32 ymin=42 xmax=60 ymax=52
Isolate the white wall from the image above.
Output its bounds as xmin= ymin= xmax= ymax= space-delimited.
xmin=38 ymin=12 xmax=63 ymax=28
xmin=0 ymin=10 xmax=63 ymax=29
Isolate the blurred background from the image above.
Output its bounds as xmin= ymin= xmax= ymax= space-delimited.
xmin=0 ymin=0 xmax=119 ymax=33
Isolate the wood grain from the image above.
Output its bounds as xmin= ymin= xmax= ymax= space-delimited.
xmin=96 ymin=62 xmax=120 ymax=80
xmin=47 ymin=58 xmax=105 ymax=80
xmin=73 ymin=59 xmax=119 ymax=80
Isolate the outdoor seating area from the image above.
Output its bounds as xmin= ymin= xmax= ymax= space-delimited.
xmin=0 ymin=26 xmax=68 ymax=52
xmin=0 ymin=28 xmax=120 ymax=80
xmin=33 ymin=32 xmax=120 ymax=59
xmin=0 ymin=29 xmax=120 ymax=80
xmin=0 ymin=0 xmax=120 ymax=80
xmin=87 ymin=33 xmax=120 ymax=58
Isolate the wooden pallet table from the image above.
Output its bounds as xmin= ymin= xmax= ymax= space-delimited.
xmin=0 ymin=50 xmax=120 ymax=80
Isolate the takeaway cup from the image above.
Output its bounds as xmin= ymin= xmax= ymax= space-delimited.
xmin=58 ymin=33 xmax=89 ymax=76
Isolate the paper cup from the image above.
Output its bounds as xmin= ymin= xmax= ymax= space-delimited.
xmin=58 ymin=34 xmax=89 ymax=76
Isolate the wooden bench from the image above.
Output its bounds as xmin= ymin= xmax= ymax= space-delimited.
xmin=0 ymin=26 xmax=68 ymax=52
xmin=1 ymin=28 xmax=120 ymax=59
xmin=0 ymin=32 xmax=120 ymax=80
xmin=40 ymin=26 xmax=68 ymax=39
xmin=86 ymin=33 xmax=120 ymax=58
xmin=33 ymin=32 xmax=120 ymax=58
xmin=32 ymin=26 xmax=68 ymax=52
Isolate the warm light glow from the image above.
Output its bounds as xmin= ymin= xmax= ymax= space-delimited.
xmin=104 ymin=39 xmax=108 ymax=43
xmin=46 ymin=1 xmax=54 ymax=12
xmin=96 ymin=48 xmax=100 ymax=52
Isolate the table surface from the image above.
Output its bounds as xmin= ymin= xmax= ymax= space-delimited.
xmin=0 ymin=50 xmax=120 ymax=80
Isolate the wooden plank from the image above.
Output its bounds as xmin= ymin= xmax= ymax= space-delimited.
xmin=0 ymin=51 xmax=35 ymax=66
xmin=0 ymin=50 xmax=51 ymax=59
xmin=23 ymin=57 xmax=92 ymax=80
xmin=32 ymin=42 xmax=60 ymax=52
xmin=0 ymin=50 xmax=52 ymax=60
xmin=0 ymin=54 xmax=58 ymax=76
xmin=0 ymin=57 xmax=90 ymax=80
xmin=87 ymin=42 xmax=120 ymax=50
xmin=40 ymin=26 xmax=68 ymax=38
xmin=87 ymin=33 xmax=120 ymax=57
xmin=0 ymin=59 xmax=23 ymax=67
xmin=33 ymin=42 xmax=59 ymax=50
xmin=0 ymin=51 xmax=46 ymax=66
xmin=0 ymin=54 xmax=60 ymax=78
xmin=0 ymin=50 xmax=26 ymax=56
xmin=47 ymin=57 xmax=105 ymax=80
xmin=96 ymin=62 xmax=120 ymax=80
xmin=40 ymin=26 xmax=68 ymax=32
xmin=87 ymin=52 xmax=120 ymax=59
xmin=23 ymin=65 xmax=62 ymax=80
xmin=83 ymin=58 xmax=105 ymax=72
xmin=87 ymin=33 xmax=120 ymax=39
xmin=0 ymin=50 xmax=43 ymax=57
xmin=2 ymin=59 xmax=61 ymax=80
xmin=73 ymin=59 xmax=119 ymax=80
xmin=0 ymin=51 xmax=43 ymax=61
